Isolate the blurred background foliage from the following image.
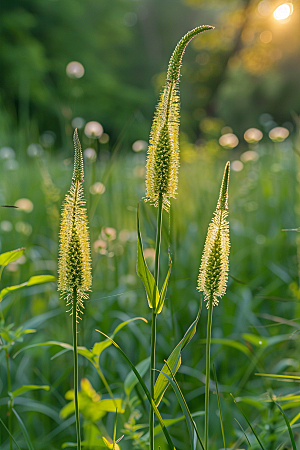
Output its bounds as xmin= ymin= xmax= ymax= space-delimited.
xmin=1 ymin=0 xmax=300 ymax=149
xmin=1 ymin=0 xmax=300 ymax=449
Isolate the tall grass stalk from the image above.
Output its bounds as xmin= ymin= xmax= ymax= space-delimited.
xmin=58 ymin=129 xmax=92 ymax=450
xmin=6 ymin=349 xmax=12 ymax=450
xmin=143 ymin=26 xmax=213 ymax=450
xmin=204 ymin=293 xmax=213 ymax=450
xmin=197 ymin=162 xmax=230 ymax=450
xmin=150 ymin=193 xmax=163 ymax=450
xmin=72 ymin=287 xmax=81 ymax=449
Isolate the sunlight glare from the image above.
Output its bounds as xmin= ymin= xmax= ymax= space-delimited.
xmin=274 ymin=3 xmax=293 ymax=20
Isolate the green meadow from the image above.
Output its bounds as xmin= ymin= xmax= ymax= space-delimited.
xmin=0 ymin=128 xmax=299 ymax=449
xmin=1 ymin=0 xmax=300 ymax=448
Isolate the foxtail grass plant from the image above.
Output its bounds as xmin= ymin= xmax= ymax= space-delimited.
xmin=140 ymin=25 xmax=213 ymax=450
xmin=197 ymin=161 xmax=230 ymax=450
xmin=58 ymin=129 xmax=92 ymax=450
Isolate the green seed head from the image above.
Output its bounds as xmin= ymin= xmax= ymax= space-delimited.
xmin=72 ymin=128 xmax=84 ymax=182
xmin=217 ymin=161 xmax=230 ymax=211
xmin=145 ymin=26 xmax=213 ymax=211
xmin=197 ymin=162 xmax=230 ymax=307
xmin=167 ymin=25 xmax=214 ymax=82
xmin=58 ymin=132 xmax=92 ymax=319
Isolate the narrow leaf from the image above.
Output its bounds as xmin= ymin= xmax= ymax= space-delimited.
xmin=136 ymin=205 xmax=159 ymax=309
xmin=0 ymin=417 xmax=22 ymax=450
xmin=160 ymin=362 xmax=204 ymax=450
xmin=124 ymin=357 xmax=150 ymax=397
xmin=0 ymin=275 xmax=56 ymax=302
xmin=154 ymin=302 xmax=201 ymax=406
xmin=213 ymin=365 xmax=226 ymax=450
xmin=255 ymin=373 xmax=300 ymax=380
xmin=0 ymin=248 xmax=25 ymax=266
xmin=234 ymin=418 xmax=251 ymax=446
xmin=273 ymin=400 xmax=297 ymax=450
xmin=15 ymin=317 xmax=147 ymax=362
xmin=96 ymin=330 xmax=176 ymax=450
xmin=231 ymin=394 xmax=266 ymax=450
xmin=11 ymin=385 xmax=50 ymax=398
xmin=13 ymin=408 xmax=35 ymax=450
xmin=155 ymin=256 xmax=172 ymax=314
xmin=92 ymin=317 xmax=147 ymax=358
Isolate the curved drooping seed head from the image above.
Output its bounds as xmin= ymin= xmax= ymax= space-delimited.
xmin=145 ymin=26 xmax=213 ymax=211
xmin=197 ymin=162 xmax=230 ymax=307
xmin=58 ymin=129 xmax=92 ymax=319
xmin=167 ymin=25 xmax=214 ymax=82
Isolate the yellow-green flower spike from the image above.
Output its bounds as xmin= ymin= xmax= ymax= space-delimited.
xmin=197 ymin=162 xmax=230 ymax=307
xmin=72 ymin=129 xmax=84 ymax=182
xmin=58 ymin=129 xmax=92 ymax=319
xmin=167 ymin=25 xmax=214 ymax=83
xmin=145 ymin=25 xmax=213 ymax=211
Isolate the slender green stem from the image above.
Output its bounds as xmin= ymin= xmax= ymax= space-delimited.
xmin=150 ymin=309 xmax=157 ymax=450
xmin=6 ymin=350 xmax=12 ymax=450
xmin=150 ymin=193 xmax=163 ymax=450
xmin=205 ymin=293 xmax=213 ymax=450
xmin=0 ymin=267 xmax=5 ymax=322
xmin=95 ymin=365 xmax=117 ymax=406
xmin=72 ymin=288 xmax=81 ymax=450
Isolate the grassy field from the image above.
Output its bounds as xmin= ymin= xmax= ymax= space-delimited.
xmin=0 ymin=132 xmax=299 ymax=450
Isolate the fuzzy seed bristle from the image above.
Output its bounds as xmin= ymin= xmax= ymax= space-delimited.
xmin=58 ymin=133 xmax=92 ymax=319
xmin=167 ymin=25 xmax=214 ymax=82
xmin=197 ymin=162 xmax=230 ymax=307
xmin=145 ymin=26 xmax=213 ymax=211
xmin=73 ymin=129 xmax=84 ymax=182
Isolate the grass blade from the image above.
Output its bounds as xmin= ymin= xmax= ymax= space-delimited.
xmin=234 ymin=418 xmax=251 ymax=446
xmin=124 ymin=357 xmax=150 ymax=397
xmin=0 ymin=417 xmax=22 ymax=450
xmin=154 ymin=301 xmax=202 ymax=406
xmin=12 ymin=408 xmax=35 ymax=450
xmin=161 ymin=360 xmax=205 ymax=450
xmin=256 ymin=373 xmax=300 ymax=380
xmin=273 ymin=400 xmax=297 ymax=450
xmin=156 ymin=255 xmax=172 ymax=314
xmin=95 ymin=330 xmax=176 ymax=450
xmin=11 ymin=385 xmax=49 ymax=398
xmin=231 ymin=394 xmax=266 ymax=450
xmin=136 ymin=204 xmax=159 ymax=309
xmin=213 ymin=365 xmax=226 ymax=450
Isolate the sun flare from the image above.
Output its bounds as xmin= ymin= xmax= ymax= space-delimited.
xmin=274 ymin=3 xmax=293 ymax=20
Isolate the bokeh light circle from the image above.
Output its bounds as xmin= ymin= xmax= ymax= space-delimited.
xmin=244 ymin=128 xmax=263 ymax=143
xmin=219 ymin=133 xmax=239 ymax=149
xmin=84 ymin=121 xmax=103 ymax=139
xmin=66 ymin=61 xmax=85 ymax=79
